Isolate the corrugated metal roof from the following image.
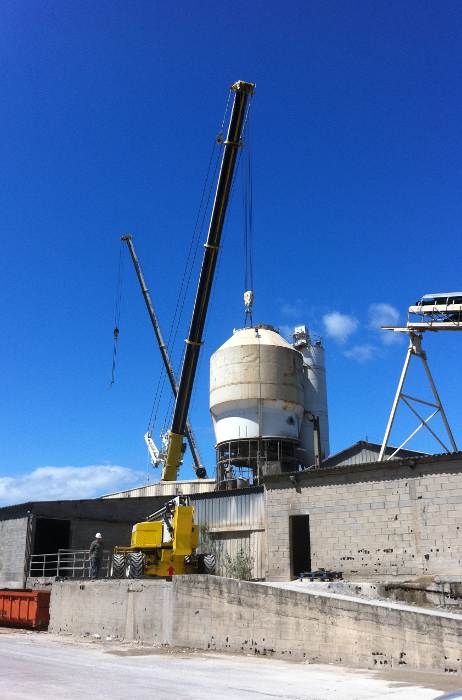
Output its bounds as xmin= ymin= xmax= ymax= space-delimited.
xmin=102 ymin=479 xmax=216 ymax=499
xmin=322 ymin=440 xmax=427 ymax=468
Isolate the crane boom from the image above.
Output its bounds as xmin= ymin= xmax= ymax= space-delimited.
xmin=162 ymin=79 xmax=255 ymax=481
xmin=121 ymin=233 xmax=206 ymax=478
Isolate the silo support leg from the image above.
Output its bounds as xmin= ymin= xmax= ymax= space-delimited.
xmin=378 ymin=343 xmax=413 ymax=462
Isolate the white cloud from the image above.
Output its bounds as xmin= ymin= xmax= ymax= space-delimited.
xmin=368 ymin=302 xmax=400 ymax=328
xmin=381 ymin=330 xmax=404 ymax=346
xmin=322 ymin=312 xmax=359 ymax=344
xmin=0 ymin=464 xmax=141 ymax=507
xmin=368 ymin=303 xmax=403 ymax=345
xmin=344 ymin=344 xmax=377 ymax=363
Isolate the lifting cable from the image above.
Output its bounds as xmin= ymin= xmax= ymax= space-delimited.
xmin=201 ymin=92 xmax=252 ymax=338
xmin=197 ymin=96 xmax=251 ymax=360
xmin=147 ymin=146 xmax=220 ymax=436
xmin=243 ymin=108 xmax=254 ymax=327
xmin=146 ymin=94 xmax=230 ymax=435
xmin=191 ymin=101 xmax=251 ymax=425
xmin=109 ymin=240 xmax=124 ymax=386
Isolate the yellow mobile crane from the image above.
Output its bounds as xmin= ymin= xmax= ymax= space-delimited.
xmin=112 ymin=496 xmax=200 ymax=577
xmin=111 ymin=80 xmax=255 ymax=578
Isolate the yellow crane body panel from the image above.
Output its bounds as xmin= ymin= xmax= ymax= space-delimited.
xmin=172 ymin=506 xmax=198 ymax=555
xmin=130 ymin=521 xmax=163 ymax=548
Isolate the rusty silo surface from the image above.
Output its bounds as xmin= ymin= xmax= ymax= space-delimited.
xmin=210 ymin=325 xmax=305 ymax=485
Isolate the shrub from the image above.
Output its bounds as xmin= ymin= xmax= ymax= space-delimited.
xmin=223 ymin=548 xmax=253 ymax=581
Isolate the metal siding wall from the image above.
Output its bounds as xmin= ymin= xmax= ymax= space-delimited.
xmin=191 ymin=491 xmax=266 ymax=579
xmin=192 ymin=491 xmax=265 ymax=531
xmin=250 ymin=530 xmax=266 ymax=580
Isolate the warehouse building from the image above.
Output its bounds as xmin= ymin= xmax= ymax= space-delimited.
xmin=3 ymin=447 xmax=460 ymax=586
xmin=0 ymin=496 xmax=169 ymax=588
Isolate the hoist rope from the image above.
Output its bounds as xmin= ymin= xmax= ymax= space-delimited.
xmin=109 ymin=241 xmax=124 ymax=386
xmin=220 ymin=89 xmax=231 ymax=135
xmin=147 ymin=87 xmax=251 ymax=441
xmin=146 ymin=101 xmax=226 ymax=435
xmin=202 ymin=121 xmax=246 ymax=349
xmin=165 ymin=145 xmax=221 ymax=358
xmin=205 ymin=98 xmax=250 ymax=336
xmin=241 ymin=101 xmax=254 ymax=327
xmin=243 ymin=109 xmax=254 ymax=294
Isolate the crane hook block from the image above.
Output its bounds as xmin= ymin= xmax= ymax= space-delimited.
xmin=244 ymin=290 xmax=254 ymax=309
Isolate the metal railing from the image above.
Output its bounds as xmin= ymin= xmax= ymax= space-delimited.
xmin=28 ymin=549 xmax=110 ymax=579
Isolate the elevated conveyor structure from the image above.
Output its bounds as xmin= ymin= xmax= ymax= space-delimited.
xmin=378 ymin=296 xmax=462 ymax=461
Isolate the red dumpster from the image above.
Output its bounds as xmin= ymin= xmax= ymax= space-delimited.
xmin=0 ymin=589 xmax=51 ymax=630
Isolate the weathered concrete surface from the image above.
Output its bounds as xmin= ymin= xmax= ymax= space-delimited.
xmin=26 ymin=576 xmax=55 ymax=589
xmin=49 ymin=576 xmax=462 ymax=676
xmin=0 ymin=517 xmax=29 ymax=588
xmin=50 ymin=579 xmax=171 ymax=644
xmin=270 ymin=578 xmax=462 ymax=609
xmin=0 ymin=629 xmax=453 ymax=700
xmin=264 ymin=456 xmax=462 ymax=580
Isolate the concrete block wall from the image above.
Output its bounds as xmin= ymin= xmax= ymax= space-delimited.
xmin=49 ymin=576 xmax=462 ymax=675
xmin=264 ymin=458 xmax=462 ymax=580
xmin=0 ymin=517 xmax=29 ymax=588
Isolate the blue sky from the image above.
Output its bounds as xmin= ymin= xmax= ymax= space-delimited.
xmin=1 ymin=1 xmax=462 ymax=504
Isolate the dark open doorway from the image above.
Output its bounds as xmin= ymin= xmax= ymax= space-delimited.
xmin=33 ymin=518 xmax=71 ymax=555
xmin=290 ymin=514 xmax=311 ymax=578
xmin=32 ymin=518 xmax=71 ymax=575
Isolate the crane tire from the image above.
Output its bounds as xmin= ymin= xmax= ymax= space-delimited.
xmin=128 ymin=551 xmax=144 ymax=579
xmin=203 ymin=553 xmax=216 ymax=575
xmin=111 ymin=553 xmax=125 ymax=579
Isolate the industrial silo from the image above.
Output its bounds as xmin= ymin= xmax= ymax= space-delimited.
xmin=292 ymin=325 xmax=330 ymax=465
xmin=210 ymin=324 xmax=305 ymax=486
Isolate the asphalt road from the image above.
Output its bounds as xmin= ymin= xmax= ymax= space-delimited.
xmin=0 ymin=630 xmax=458 ymax=700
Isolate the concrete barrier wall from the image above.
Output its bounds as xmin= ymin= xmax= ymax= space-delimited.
xmin=49 ymin=576 xmax=462 ymax=675
xmin=50 ymin=579 xmax=170 ymax=644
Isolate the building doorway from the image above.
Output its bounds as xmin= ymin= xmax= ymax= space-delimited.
xmin=32 ymin=518 xmax=71 ymax=576
xmin=290 ymin=514 xmax=311 ymax=578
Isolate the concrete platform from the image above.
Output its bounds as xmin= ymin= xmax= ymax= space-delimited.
xmin=49 ymin=576 xmax=462 ymax=676
xmin=263 ymin=577 xmax=462 ymax=608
